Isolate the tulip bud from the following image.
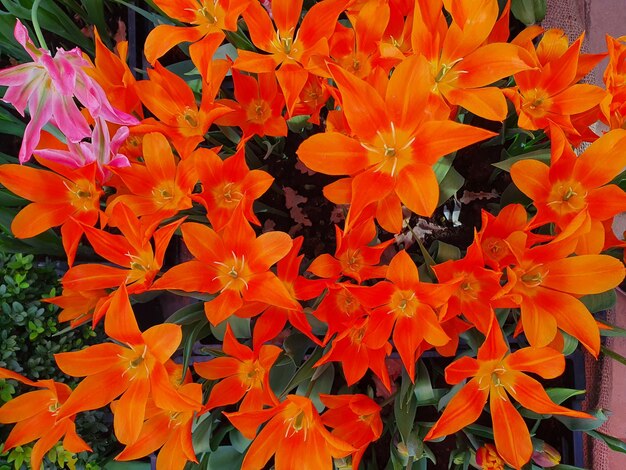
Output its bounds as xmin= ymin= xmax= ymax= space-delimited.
xmin=532 ymin=442 xmax=561 ymax=467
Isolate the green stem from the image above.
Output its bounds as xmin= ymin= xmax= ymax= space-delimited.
xmin=406 ymin=456 xmax=414 ymax=470
xmin=32 ymin=0 xmax=48 ymax=50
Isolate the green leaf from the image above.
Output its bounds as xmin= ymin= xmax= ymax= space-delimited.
xmin=599 ymin=320 xmax=626 ymax=338
xmin=580 ymin=289 xmax=617 ymax=313
xmin=207 ymin=446 xmax=244 ymax=470
xmin=279 ymin=347 xmax=324 ymax=398
xmin=510 ymin=0 xmax=546 ymax=25
xmin=165 ymin=301 xmax=205 ymax=325
xmin=587 ymin=430 xmax=626 ymax=453
xmin=492 ymin=149 xmax=550 ymax=171
xmin=429 ymin=240 xmax=461 ymax=263
xmin=561 ymin=331 xmax=578 ymax=356
xmin=414 ymin=361 xmax=435 ymax=405
xmin=556 ymin=408 xmax=607 ymax=431
xmin=181 ymin=320 xmax=211 ymax=375
xmin=545 ymin=388 xmax=586 ymax=405
xmin=437 ymin=167 xmax=464 ymax=206
xmin=395 ymin=388 xmax=418 ymax=444
xmin=296 ymin=363 xmax=334 ymax=412
xmin=210 ymin=316 xmax=251 ymax=340
xmin=192 ymin=414 xmax=214 ymax=455
xmin=601 ymin=345 xmax=626 ymax=366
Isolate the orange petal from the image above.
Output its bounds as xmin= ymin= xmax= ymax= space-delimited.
xmin=105 ymin=285 xmax=144 ymax=346
xmin=424 ymin=378 xmax=488 ymax=440
xmin=205 ymin=376 xmax=247 ymax=410
xmin=543 ymin=255 xmax=625 ymax=295
xmin=29 ymin=422 xmax=67 ymax=470
xmin=328 ymin=63 xmax=390 ymax=140
xmin=0 ymin=390 xmax=51 ymax=423
xmin=54 ymin=343 xmax=124 ymax=377
xmin=509 ymin=159 xmax=550 ymax=201
xmin=204 ymin=290 xmax=243 ymax=325
xmin=12 ymin=203 xmax=71 ymax=238
xmin=195 ymin=357 xmax=241 ymax=380
xmin=573 ymin=129 xmax=626 ymax=188
xmin=534 ymin=288 xmax=601 ymax=356
xmin=251 ymin=231 xmax=293 ymax=271
xmin=444 ymin=86 xmax=508 ymax=121
xmin=455 ymin=43 xmax=534 ymax=89
xmin=520 ymin=301 xmax=558 ymax=348
xmin=385 ymin=54 xmax=430 ymax=132
xmin=144 ymin=25 xmax=205 ymax=64
xmin=395 ymin=163 xmax=439 ymax=216
xmin=152 ymin=260 xmax=220 ymax=293
xmin=114 ymin=378 xmax=150 ymax=445
xmin=62 ymin=264 xmax=129 ymax=291
xmin=246 ymin=271 xmax=299 ymax=310
xmin=507 ymin=371 xmax=591 ymax=418
xmin=505 ymin=347 xmax=565 ymax=379
xmin=143 ymin=323 xmax=182 ymax=363
xmin=417 ymin=120 xmax=496 ymax=165
xmin=489 ymin=387 xmax=532 ymax=469
xmin=57 ymin=368 xmax=130 ymax=419
xmin=115 ymin=414 xmax=170 ymax=461
xmin=551 ymin=84 xmax=606 ymax=115
xmin=297 ymin=132 xmax=369 ymax=175
xmin=445 ymin=356 xmax=480 ymax=384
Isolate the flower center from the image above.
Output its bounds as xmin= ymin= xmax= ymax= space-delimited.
xmin=213 ymin=251 xmax=249 ymax=292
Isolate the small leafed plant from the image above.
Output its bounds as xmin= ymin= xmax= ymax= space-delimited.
xmin=1 ymin=1 xmax=626 ymax=469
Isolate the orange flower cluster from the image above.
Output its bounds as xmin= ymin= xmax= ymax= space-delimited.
xmin=0 ymin=1 xmax=626 ymax=469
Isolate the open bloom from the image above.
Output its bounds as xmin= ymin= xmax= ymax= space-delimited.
xmin=153 ymin=215 xmax=297 ymax=325
xmin=195 ymin=324 xmax=281 ymax=412
xmin=114 ymin=383 xmax=202 ymax=470
xmin=0 ymin=20 xmax=137 ymax=162
xmin=226 ymin=395 xmax=354 ymax=470
xmin=55 ymin=286 xmax=198 ymax=445
xmin=320 ymin=393 xmax=383 ymax=470
xmin=298 ymin=56 xmax=495 ymax=233
xmin=0 ymin=368 xmax=91 ymax=470
xmin=510 ymin=126 xmax=626 ymax=254
xmin=425 ymin=316 xmax=591 ymax=469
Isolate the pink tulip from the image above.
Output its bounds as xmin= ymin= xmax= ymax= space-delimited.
xmin=35 ymin=117 xmax=130 ymax=183
xmin=0 ymin=20 xmax=138 ymax=163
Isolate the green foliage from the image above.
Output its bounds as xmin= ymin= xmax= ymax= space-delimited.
xmin=0 ymin=252 xmax=112 ymax=469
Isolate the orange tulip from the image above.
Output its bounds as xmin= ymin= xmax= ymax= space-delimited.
xmin=307 ymin=217 xmax=392 ymax=283
xmin=114 ymin=383 xmax=203 ymax=470
xmin=226 ymin=395 xmax=354 ymax=470
xmin=109 ymin=132 xmax=199 ymax=226
xmin=433 ymin=241 xmax=503 ymax=333
xmin=320 ymin=393 xmax=383 ymax=470
xmin=87 ymin=29 xmax=142 ymax=117
xmin=144 ymin=0 xmax=250 ymax=72
xmin=315 ymin=315 xmax=393 ymax=390
xmin=510 ymin=126 xmax=626 ymax=254
xmin=412 ymin=0 xmax=535 ymax=121
xmin=425 ymin=316 xmax=591 ymax=469
xmin=61 ymin=204 xmax=184 ymax=314
xmin=509 ymin=33 xmax=606 ymax=139
xmin=54 ymin=286 xmax=197 ymax=445
xmin=135 ymin=61 xmax=231 ymax=157
xmin=195 ymin=324 xmax=281 ymax=412
xmin=152 ymin=215 xmax=297 ymax=325
xmin=236 ymin=0 xmax=348 ymax=113
xmin=248 ymin=236 xmax=324 ymax=348
xmin=192 ymin=145 xmax=274 ymax=231
xmin=501 ymin=234 xmax=625 ymax=355
xmin=0 ymin=369 xmax=91 ymax=470
xmin=215 ymin=70 xmax=287 ymax=138
xmin=297 ymin=57 xmax=495 ymax=233
xmin=352 ymin=250 xmax=453 ymax=379
xmin=0 ymin=159 xmax=102 ymax=266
